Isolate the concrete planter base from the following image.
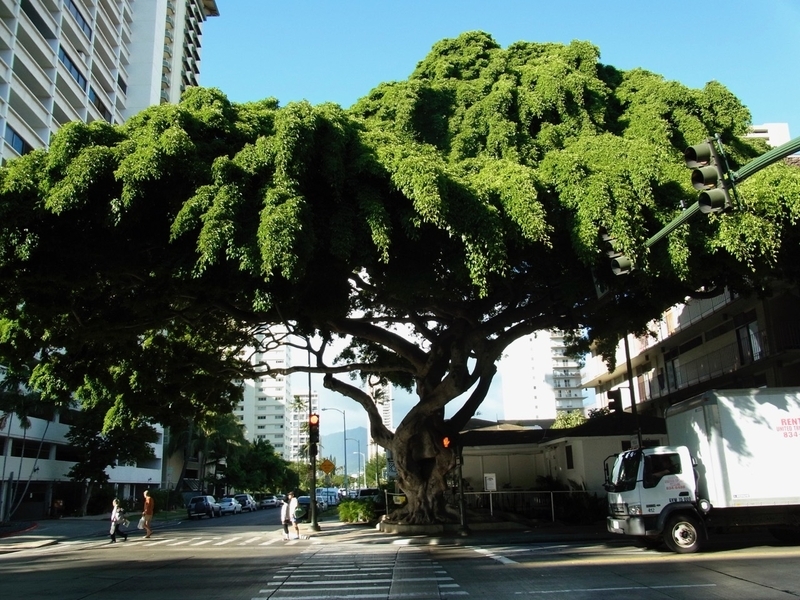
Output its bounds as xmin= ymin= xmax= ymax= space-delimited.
xmin=378 ymin=519 xmax=527 ymax=535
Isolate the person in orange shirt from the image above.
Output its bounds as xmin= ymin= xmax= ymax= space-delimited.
xmin=142 ymin=489 xmax=154 ymax=538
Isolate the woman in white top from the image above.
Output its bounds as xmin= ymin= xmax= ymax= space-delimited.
xmin=280 ymin=492 xmax=300 ymax=540
xmin=110 ymin=498 xmax=127 ymax=543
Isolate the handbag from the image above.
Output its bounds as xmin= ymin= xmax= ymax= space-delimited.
xmin=137 ymin=516 xmax=146 ymax=530
xmin=122 ymin=518 xmax=130 ymax=528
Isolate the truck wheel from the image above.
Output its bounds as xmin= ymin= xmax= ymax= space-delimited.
xmin=663 ymin=514 xmax=702 ymax=553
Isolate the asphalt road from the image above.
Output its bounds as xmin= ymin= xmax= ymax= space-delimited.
xmin=2 ymin=512 xmax=799 ymax=599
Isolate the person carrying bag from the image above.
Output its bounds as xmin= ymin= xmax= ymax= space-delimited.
xmin=109 ymin=498 xmax=128 ymax=543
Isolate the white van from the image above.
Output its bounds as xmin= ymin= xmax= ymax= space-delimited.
xmin=315 ymin=487 xmax=340 ymax=507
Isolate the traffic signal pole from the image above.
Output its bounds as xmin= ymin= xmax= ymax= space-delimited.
xmin=609 ymin=135 xmax=800 ymax=273
xmin=732 ymin=135 xmax=800 ymax=183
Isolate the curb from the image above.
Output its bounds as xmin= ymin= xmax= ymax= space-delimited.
xmin=0 ymin=522 xmax=38 ymax=539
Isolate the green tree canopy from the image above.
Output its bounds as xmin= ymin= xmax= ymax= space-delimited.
xmin=1 ymin=32 xmax=798 ymax=523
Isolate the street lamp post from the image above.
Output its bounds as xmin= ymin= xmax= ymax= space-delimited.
xmin=353 ymin=451 xmax=365 ymax=489
xmin=347 ymin=437 xmax=361 ymax=490
xmin=321 ymin=407 xmax=348 ymax=497
xmin=307 ymin=350 xmax=320 ymax=532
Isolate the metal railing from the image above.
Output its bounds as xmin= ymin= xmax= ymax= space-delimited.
xmin=382 ymin=489 xmax=604 ymax=524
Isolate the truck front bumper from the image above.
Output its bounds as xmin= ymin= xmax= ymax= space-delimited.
xmin=607 ymin=515 xmax=647 ymax=536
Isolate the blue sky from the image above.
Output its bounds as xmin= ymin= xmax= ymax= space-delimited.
xmin=198 ymin=1 xmax=799 ymax=433
xmin=201 ymin=0 xmax=799 ymax=137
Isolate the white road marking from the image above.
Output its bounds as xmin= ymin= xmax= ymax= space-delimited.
xmin=472 ymin=547 xmax=517 ymax=564
xmin=213 ymin=537 xmax=241 ymax=546
xmin=513 ymin=583 xmax=717 ymax=594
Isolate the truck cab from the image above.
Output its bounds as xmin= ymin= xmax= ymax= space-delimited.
xmin=606 ymin=446 xmax=703 ymax=552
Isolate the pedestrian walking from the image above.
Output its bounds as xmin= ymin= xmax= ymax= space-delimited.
xmin=142 ymin=489 xmax=154 ymax=538
xmin=280 ymin=492 xmax=300 ymax=540
xmin=110 ymin=498 xmax=128 ymax=543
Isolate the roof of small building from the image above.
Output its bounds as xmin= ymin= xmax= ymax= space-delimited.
xmin=459 ymin=412 xmax=666 ymax=447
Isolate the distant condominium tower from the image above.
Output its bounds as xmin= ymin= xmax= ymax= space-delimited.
xmin=0 ymin=0 xmax=219 ymax=161
xmin=236 ymin=331 xmax=293 ymax=458
xmin=290 ymin=390 xmax=319 ymax=463
xmin=367 ymin=380 xmax=392 ymax=469
xmin=500 ymin=330 xmax=587 ymax=420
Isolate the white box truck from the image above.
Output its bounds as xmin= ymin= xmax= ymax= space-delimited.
xmin=604 ymin=388 xmax=800 ymax=553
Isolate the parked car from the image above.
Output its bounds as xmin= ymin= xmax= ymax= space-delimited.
xmin=355 ymin=488 xmax=386 ymax=514
xmin=219 ymin=497 xmax=242 ymax=515
xmin=234 ymin=493 xmax=257 ymax=512
xmin=258 ymin=495 xmax=278 ymax=509
xmin=187 ymin=495 xmax=221 ymax=519
xmin=294 ymin=496 xmax=326 ymax=522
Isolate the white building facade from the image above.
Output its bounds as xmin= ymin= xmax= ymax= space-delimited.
xmin=499 ymin=330 xmax=587 ymax=420
xmin=236 ymin=334 xmax=293 ymax=458
xmin=289 ymin=390 xmax=318 ymax=463
xmin=0 ymin=0 xmax=218 ymax=162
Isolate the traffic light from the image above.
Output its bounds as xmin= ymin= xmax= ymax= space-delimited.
xmin=607 ymin=389 xmax=622 ymax=413
xmin=309 ymin=413 xmax=320 ymax=444
xmin=600 ymin=229 xmax=632 ymax=276
xmin=684 ymin=138 xmax=732 ymax=214
xmin=443 ymin=436 xmax=451 ymax=449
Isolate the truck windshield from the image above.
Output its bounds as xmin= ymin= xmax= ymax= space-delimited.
xmin=609 ymin=450 xmax=641 ymax=492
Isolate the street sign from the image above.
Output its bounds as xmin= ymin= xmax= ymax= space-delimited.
xmin=319 ymin=458 xmax=335 ymax=475
xmin=385 ymin=449 xmax=398 ymax=478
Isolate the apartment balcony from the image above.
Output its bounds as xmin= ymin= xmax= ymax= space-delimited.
xmin=5 ymin=98 xmax=47 ymax=149
xmin=98 ymin=0 xmax=122 ymax=27
xmin=20 ymin=0 xmax=59 ymax=43
xmin=0 ymin=14 xmax=15 ymax=56
xmin=8 ymin=79 xmax=49 ymax=133
xmin=93 ymin=21 xmax=117 ymax=64
xmin=641 ymin=325 xmax=800 ymax=403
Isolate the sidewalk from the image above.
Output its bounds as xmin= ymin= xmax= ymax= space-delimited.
xmin=0 ymin=511 xmax=182 ymax=552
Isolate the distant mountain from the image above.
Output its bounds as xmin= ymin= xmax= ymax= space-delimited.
xmin=319 ymin=427 xmax=368 ymax=482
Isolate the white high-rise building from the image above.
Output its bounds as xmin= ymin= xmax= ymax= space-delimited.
xmin=367 ymin=380 xmax=392 ymax=472
xmin=0 ymin=0 xmax=219 ymax=162
xmin=290 ymin=390 xmax=318 ymax=463
xmin=236 ymin=334 xmax=293 ymax=458
xmin=499 ymin=330 xmax=587 ymax=420
xmin=0 ymin=0 xmax=219 ymax=520
xmin=747 ymin=123 xmax=791 ymax=148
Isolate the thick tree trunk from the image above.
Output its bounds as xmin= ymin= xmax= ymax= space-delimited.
xmin=387 ymin=418 xmax=458 ymax=524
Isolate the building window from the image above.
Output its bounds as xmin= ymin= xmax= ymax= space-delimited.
xmin=257 ymin=416 xmax=266 ymax=420
xmin=4 ymin=125 xmax=32 ymax=155
xmin=565 ymin=445 xmax=574 ymax=470
xmin=58 ymin=46 xmax=87 ymax=90
xmin=737 ymin=321 xmax=763 ymax=365
xmin=66 ymin=0 xmax=92 ymax=38
xmin=257 ymin=425 xmax=265 ymax=429
xmin=88 ymin=87 xmax=112 ymax=123
xmin=117 ymin=74 xmax=127 ymax=95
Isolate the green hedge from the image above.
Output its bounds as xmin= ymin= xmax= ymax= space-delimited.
xmin=337 ymin=499 xmax=376 ymax=523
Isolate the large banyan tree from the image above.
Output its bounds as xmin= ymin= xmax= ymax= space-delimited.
xmin=1 ymin=32 xmax=799 ymax=523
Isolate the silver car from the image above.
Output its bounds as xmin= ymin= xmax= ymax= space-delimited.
xmin=234 ymin=493 xmax=257 ymax=512
xmin=219 ymin=497 xmax=242 ymax=515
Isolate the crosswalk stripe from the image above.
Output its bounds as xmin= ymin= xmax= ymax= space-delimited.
xmin=213 ymin=537 xmax=241 ymax=546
